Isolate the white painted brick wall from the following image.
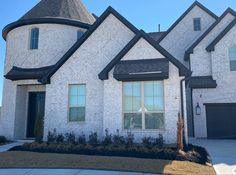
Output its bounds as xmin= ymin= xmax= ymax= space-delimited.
xmin=43 ymin=14 xmax=135 ymax=140
xmin=193 ymin=25 xmax=236 ymax=138
xmin=191 ymin=13 xmax=235 ymax=76
xmin=160 ymin=6 xmax=216 ymax=66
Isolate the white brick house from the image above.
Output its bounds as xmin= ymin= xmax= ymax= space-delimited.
xmin=0 ymin=0 xmax=236 ymax=143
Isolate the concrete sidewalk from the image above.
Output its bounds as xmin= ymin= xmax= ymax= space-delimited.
xmin=0 ymin=142 xmax=23 ymax=153
xmin=190 ymin=138 xmax=236 ymax=175
xmin=0 ymin=169 xmax=158 ymax=175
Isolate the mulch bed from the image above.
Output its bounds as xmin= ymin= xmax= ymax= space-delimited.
xmin=10 ymin=143 xmax=211 ymax=165
xmin=0 ymin=151 xmax=216 ymax=175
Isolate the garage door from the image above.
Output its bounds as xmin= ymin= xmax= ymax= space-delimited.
xmin=205 ymin=103 xmax=236 ymax=139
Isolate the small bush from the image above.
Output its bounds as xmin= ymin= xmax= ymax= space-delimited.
xmin=113 ymin=129 xmax=125 ymax=145
xmin=153 ymin=134 xmax=165 ymax=148
xmin=47 ymin=129 xmax=57 ymax=144
xmin=78 ymin=132 xmax=86 ymax=145
xmin=56 ymin=134 xmax=65 ymax=144
xmin=125 ymin=132 xmax=134 ymax=147
xmin=65 ymin=132 xmax=76 ymax=144
xmin=102 ymin=129 xmax=112 ymax=146
xmin=142 ymin=136 xmax=154 ymax=148
xmin=88 ymin=132 xmax=99 ymax=146
xmin=0 ymin=136 xmax=6 ymax=143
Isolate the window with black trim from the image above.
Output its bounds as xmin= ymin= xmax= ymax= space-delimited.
xmin=68 ymin=84 xmax=86 ymax=122
xmin=229 ymin=46 xmax=236 ymax=71
xmin=30 ymin=28 xmax=39 ymax=49
xmin=193 ymin=18 xmax=201 ymax=31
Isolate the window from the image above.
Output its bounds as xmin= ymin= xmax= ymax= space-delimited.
xmin=77 ymin=31 xmax=84 ymax=40
xmin=68 ymin=85 xmax=86 ymax=122
xmin=123 ymin=81 xmax=164 ymax=130
xmin=193 ymin=18 xmax=201 ymax=31
xmin=30 ymin=28 xmax=39 ymax=49
xmin=229 ymin=47 xmax=236 ymax=71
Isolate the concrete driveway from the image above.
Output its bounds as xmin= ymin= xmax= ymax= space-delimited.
xmin=190 ymin=139 xmax=236 ymax=175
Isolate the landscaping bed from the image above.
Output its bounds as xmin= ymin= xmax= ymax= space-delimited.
xmin=0 ymin=151 xmax=216 ymax=175
xmin=10 ymin=129 xmax=211 ymax=165
xmin=11 ymin=142 xmax=210 ymax=165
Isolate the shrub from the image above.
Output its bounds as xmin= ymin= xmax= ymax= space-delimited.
xmin=113 ymin=129 xmax=125 ymax=145
xmin=102 ymin=129 xmax=112 ymax=146
xmin=142 ymin=136 xmax=154 ymax=148
xmin=78 ymin=132 xmax=86 ymax=145
xmin=153 ymin=134 xmax=165 ymax=148
xmin=88 ymin=132 xmax=99 ymax=146
xmin=125 ymin=132 xmax=134 ymax=147
xmin=47 ymin=129 xmax=57 ymax=144
xmin=65 ymin=132 xmax=76 ymax=144
xmin=0 ymin=136 xmax=6 ymax=143
xmin=56 ymin=134 xmax=65 ymax=144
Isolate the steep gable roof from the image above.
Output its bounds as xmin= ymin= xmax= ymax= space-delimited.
xmin=206 ymin=18 xmax=236 ymax=52
xmin=39 ymin=6 xmax=139 ymax=84
xmin=20 ymin=0 xmax=95 ymax=24
xmin=157 ymin=1 xmax=218 ymax=43
xmin=99 ymin=30 xmax=191 ymax=80
xmin=185 ymin=8 xmax=236 ymax=60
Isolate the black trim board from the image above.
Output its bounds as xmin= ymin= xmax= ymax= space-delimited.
xmin=206 ymin=18 xmax=236 ymax=52
xmin=185 ymin=8 xmax=236 ymax=60
xmin=2 ymin=18 xmax=91 ymax=40
xmin=113 ymin=58 xmax=169 ymax=81
xmin=157 ymin=1 xmax=218 ymax=43
xmin=99 ymin=30 xmax=191 ymax=80
xmin=204 ymin=103 xmax=236 ymax=106
xmin=39 ymin=6 xmax=140 ymax=84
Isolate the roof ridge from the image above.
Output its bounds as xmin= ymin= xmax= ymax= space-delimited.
xmin=184 ymin=7 xmax=236 ymax=60
xmin=157 ymin=1 xmax=218 ymax=43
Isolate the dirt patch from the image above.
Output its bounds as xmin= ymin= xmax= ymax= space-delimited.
xmin=0 ymin=151 xmax=216 ymax=175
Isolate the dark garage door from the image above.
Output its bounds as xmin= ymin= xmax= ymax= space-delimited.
xmin=205 ymin=103 xmax=236 ymax=139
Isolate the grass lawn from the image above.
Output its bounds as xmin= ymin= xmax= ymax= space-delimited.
xmin=0 ymin=151 xmax=216 ymax=175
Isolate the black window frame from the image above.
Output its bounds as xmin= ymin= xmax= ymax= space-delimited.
xmin=30 ymin=28 xmax=39 ymax=50
xmin=193 ymin=18 xmax=201 ymax=31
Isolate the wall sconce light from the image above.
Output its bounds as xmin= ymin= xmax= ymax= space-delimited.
xmin=196 ymin=103 xmax=201 ymax=115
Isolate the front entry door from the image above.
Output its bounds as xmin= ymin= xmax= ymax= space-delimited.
xmin=27 ymin=92 xmax=46 ymax=138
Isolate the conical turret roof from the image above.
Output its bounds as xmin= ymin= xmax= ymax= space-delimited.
xmin=20 ymin=0 xmax=95 ymax=24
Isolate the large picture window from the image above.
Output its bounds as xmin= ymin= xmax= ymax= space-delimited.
xmin=30 ymin=28 xmax=39 ymax=50
xmin=229 ymin=47 xmax=236 ymax=71
xmin=68 ymin=85 xmax=86 ymax=122
xmin=123 ymin=81 xmax=164 ymax=130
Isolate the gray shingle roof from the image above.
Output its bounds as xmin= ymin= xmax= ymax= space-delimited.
xmin=189 ymin=76 xmax=217 ymax=88
xmin=20 ymin=0 xmax=95 ymax=24
xmin=5 ymin=66 xmax=54 ymax=81
xmin=148 ymin=32 xmax=166 ymax=41
xmin=113 ymin=59 xmax=169 ymax=81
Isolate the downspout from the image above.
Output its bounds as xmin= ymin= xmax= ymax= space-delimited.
xmin=180 ymin=72 xmax=192 ymax=147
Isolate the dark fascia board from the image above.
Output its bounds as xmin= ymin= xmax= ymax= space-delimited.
xmin=2 ymin=18 xmax=92 ymax=40
xmin=206 ymin=18 xmax=236 ymax=52
xmin=99 ymin=30 xmax=191 ymax=80
xmin=204 ymin=103 xmax=236 ymax=106
xmin=39 ymin=6 xmax=140 ymax=84
xmin=185 ymin=8 xmax=236 ymax=60
xmin=157 ymin=1 xmax=218 ymax=43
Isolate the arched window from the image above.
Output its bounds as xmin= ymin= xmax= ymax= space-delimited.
xmin=229 ymin=46 xmax=236 ymax=71
xmin=30 ymin=28 xmax=39 ymax=50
